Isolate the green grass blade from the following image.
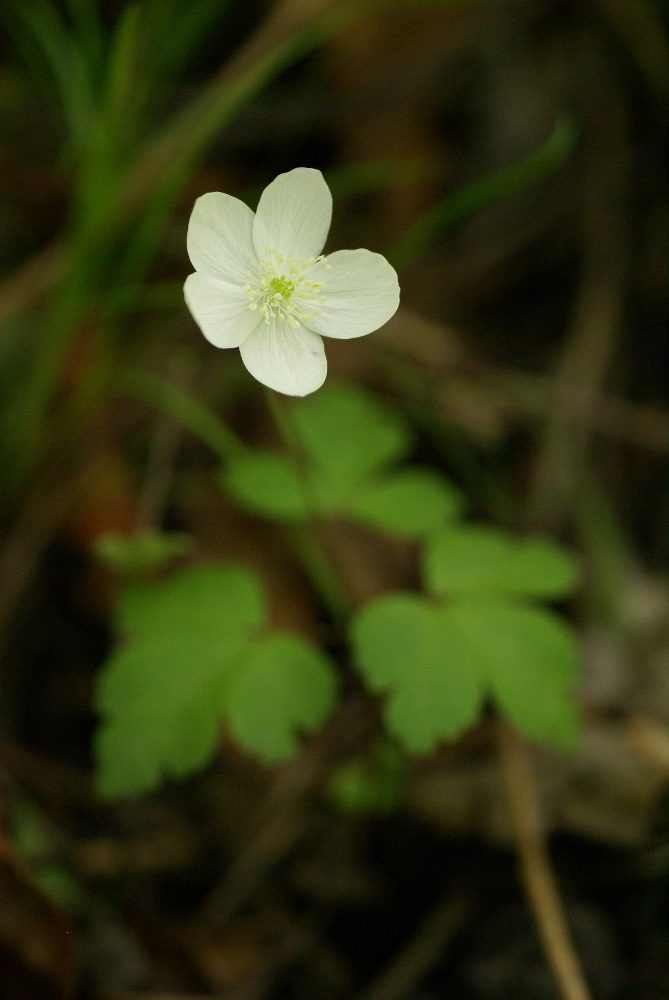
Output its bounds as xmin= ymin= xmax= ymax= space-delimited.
xmin=118 ymin=367 xmax=247 ymax=461
xmin=388 ymin=116 xmax=578 ymax=274
xmin=64 ymin=0 xmax=104 ymax=74
xmin=7 ymin=0 xmax=94 ymax=149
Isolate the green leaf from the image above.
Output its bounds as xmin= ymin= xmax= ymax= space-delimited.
xmin=228 ymin=633 xmax=338 ymax=763
xmin=92 ymin=530 xmax=193 ymax=576
xmin=292 ymin=384 xmax=410 ymax=495
xmin=351 ymin=593 xmax=482 ymax=753
xmin=95 ymin=563 xmax=265 ymax=799
xmin=352 ymin=592 xmax=580 ymax=753
xmin=424 ymin=526 xmax=581 ymax=600
xmin=449 ymin=598 xmax=580 ymax=747
xmin=34 ymin=865 xmax=85 ymax=916
xmin=351 ymin=468 xmax=463 ymax=538
xmin=221 ymin=452 xmax=308 ymax=522
xmin=328 ymin=742 xmax=405 ymax=816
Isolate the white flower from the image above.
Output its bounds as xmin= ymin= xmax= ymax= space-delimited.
xmin=184 ymin=167 xmax=400 ymax=396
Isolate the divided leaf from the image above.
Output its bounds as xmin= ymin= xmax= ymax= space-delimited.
xmin=424 ymin=525 xmax=580 ymax=600
xmin=221 ymin=452 xmax=308 ymax=522
xmin=228 ymin=633 xmax=338 ymax=762
xmin=291 ymin=383 xmax=410 ymax=494
xmin=351 ymin=468 xmax=462 ymax=538
xmin=95 ymin=562 xmax=339 ymax=798
xmin=450 ymin=598 xmax=580 ymax=747
xmin=95 ymin=563 xmax=264 ymax=799
xmin=351 ymin=592 xmax=579 ymax=753
xmin=220 ymin=384 xmax=462 ymax=540
xmin=352 ymin=593 xmax=482 ymax=753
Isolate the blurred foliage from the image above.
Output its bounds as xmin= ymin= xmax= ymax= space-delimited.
xmin=95 ymin=562 xmax=338 ymax=797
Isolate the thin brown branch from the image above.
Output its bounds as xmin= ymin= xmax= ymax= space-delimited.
xmin=358 ymin=893 xmax=471 ymax=1000
xmin=377 ymin=310 xmax=669 ymax=456
xmin=478 ymin=368 xmax=669 ymax=454
xmin=496 ymin=716 xmax=592 ymax=1000
xmin=203 ymin=696 xmax=377 ymax=924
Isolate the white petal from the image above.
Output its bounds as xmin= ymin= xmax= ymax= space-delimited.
xmin=305 ymin=249 xmax=400 ymax=340
xmin=187 ymin=191 xmax=255 ymax=283
xmin=239 ymin=319 xmax=327 ymax=397
xmin=253 ymin=168 xmax=332 ymax=261
xmin=184 ymin=272 xmax=262 ymax=348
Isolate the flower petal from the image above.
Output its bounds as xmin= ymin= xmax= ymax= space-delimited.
xmin=239 ymin=319 xmax=327 ymax=396
xmin=187 ymin=191 xmax=255 ymax=283
xmin=253 ymin=168 xmax=332 ymax=261
xmin=305 ymin=249 xmax=400 ymax=340
xmin=184 ymin=272 xmax=262 ymax=348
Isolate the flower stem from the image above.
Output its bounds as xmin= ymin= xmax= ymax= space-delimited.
xmin=264 ymin=386 xmax=305 ymax=469
xmin=264 ymin=387 xmax=351 ymax=623
xmin=289 ymin=526 xmax=351 ymax=625
xmin=497 ymin=715 xmax=592 ymax=1000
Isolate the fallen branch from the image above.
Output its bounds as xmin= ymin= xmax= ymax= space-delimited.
xmin=357 ymin=893 xmax=470 ymax=1000
xmin=497 ymin=716 xmax=592 ymax=1000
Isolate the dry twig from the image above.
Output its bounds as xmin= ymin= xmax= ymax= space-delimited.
xmin=357 ymin=893 xmax=471 ymax=1000
xmin=377 ymin=310 xmax=669 ymax=456
xmin=497 ymin=717 xmax=592 ymax=1000
xmin=203 ymin=696 xmax=376 ymax=924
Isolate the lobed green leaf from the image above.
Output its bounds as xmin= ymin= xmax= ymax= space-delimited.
xmin=351 ymin=468 xmax=463 ymax=538
xmin=94 ymin=562 xmax=339 ymax=798
xmin=291 ymin=384 xmax=410 ymax=495
xmin=351 ymin=591 xmax=580 ymax=753
xmin=352 ymin=593 xmax=482 ymax=753
xmin=449 ymin=598 xmax=580 ymax=747
xmin=221 ymin=452 xmax=308 ymax=522
xmin=228 ymin=633 xmax=338 ymax=763
xmin=95 ymin=563 xmax=264 ymax=798
xmin=424 ymin=525 xmax=581 ymax=600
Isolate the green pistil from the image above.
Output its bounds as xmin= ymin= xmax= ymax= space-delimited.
xmin=269 ymin=276 xmax=295 ymax=298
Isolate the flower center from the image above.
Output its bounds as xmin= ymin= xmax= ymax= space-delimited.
xmin=269 ymin=276 xmax=295 ymax=298
xmin=243 ymin=248 xmax=329 ymax=327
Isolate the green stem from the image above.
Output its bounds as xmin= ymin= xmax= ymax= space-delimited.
xmin=289 ymin=525 xmax=352 ymax=625
xmin=388 ymin=116 xmax=578 ymax=274
xmin=118 ymin=367 xmax=246 ymax=462
xmin=8 ymin=0 xmax=389 ymax=498
xmin=264 ymin=388 xmax=352 ymax=623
